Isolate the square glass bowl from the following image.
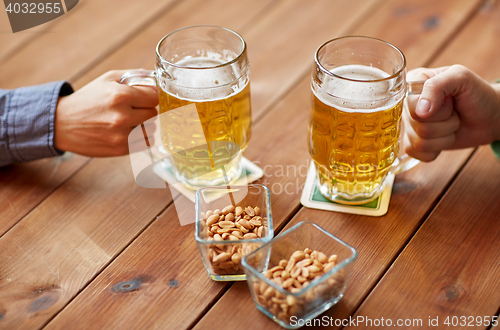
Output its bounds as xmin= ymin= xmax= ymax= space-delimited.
xmin=195 ymin=184 xmax=274 ymax=281
xmin=241 ymin=221 xmax=357 ymax=329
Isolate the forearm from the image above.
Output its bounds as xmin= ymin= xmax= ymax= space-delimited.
xmin=0 ymin=81 xmax=73 ymax=166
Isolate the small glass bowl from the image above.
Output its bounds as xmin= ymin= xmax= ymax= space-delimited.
xmin=195 ymin=184 xmax=274 ymax=281
xmin=241 ymin=221 xmax=357 ymax=329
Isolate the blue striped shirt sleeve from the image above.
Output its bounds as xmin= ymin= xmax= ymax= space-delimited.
xmin=0 ymin=81 xmax=73 ymax=167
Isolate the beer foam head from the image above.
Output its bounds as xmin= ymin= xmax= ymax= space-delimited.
xmin=317 ymin=64 xmax=401 ymax=112
xmin=161 ymin=54 xmax=244 ymax=101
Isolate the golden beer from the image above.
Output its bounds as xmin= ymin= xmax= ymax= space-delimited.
xmin=159 ymin=56 xmax=252 ymax=187
xmin=309 ymin=64 xmax=403 ymax=202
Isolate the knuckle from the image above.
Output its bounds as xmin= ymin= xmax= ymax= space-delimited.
xmin=109 ymin=88 xmax=130 ymax=107
xmin=412 ymin=138 xmax=431 ymax=153
xmin=414 ymin=124 xmax=434 ymax=139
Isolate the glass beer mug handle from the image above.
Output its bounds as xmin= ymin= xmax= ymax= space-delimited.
xmin=389 ymin=80 xmax=426 ymax=175
xmin=119 ymin=69 xmax=156 ymax=86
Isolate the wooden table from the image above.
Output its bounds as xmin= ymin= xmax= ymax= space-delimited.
xmin=1 ymin=0 xmax=500 ymax=329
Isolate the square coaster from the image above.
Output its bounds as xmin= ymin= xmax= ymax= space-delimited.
xmin=153 ymin=157 xmax=264 ymax=203
xmin=300 ymin=161 xmax=394 ymax=216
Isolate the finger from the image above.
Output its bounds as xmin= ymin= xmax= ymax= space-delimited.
xmin=413 ymin=65 xmax=472 ymax=119
xmin=408 ymin=108 xmax=460 ymax=139
xmin=407 ymin=66 xmax=450 ymax=82
xmin=407 ymin=132 xmax=456 ymax=153
xmin=120 ymin=85 xmax=158 ymax=108
xmin=405 ymin=145 xmax=441 ymax=162
xmin=100 ymin=70 xmax=133 ymax=82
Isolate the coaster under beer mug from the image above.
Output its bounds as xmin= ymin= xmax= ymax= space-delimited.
xmin=153 ymin=157 xmax=264 ymax=203
xmin=300 ymin=161 xmax=393 ymax=216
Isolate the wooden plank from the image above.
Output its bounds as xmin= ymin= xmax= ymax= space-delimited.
xmin=0 ymin=155 xmax=88 ymax=237
xmin=0 ymin=0 xmax=181 ymax=89
xmin=349 ymin=146 xmax=500 ymax=329
xmin=190 ymin=0 xmax=488 ymax=328
xmin=0 ymin=0 xmax=279 ymax=329
xmin=349 ymin=2 xmax=500 ymax=327
xmin=40 ymin=0 xmax=384 ymax=328
xmin=74 ymin=0 xmax=381 ymax=119
xmin=0 ymin=0 xmax=179 ymax=239
xmin=0 ymin=156 xmax=173 ymax=330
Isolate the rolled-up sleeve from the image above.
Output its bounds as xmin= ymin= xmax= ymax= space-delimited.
xmin=0 ymin=81 xmax=73 ymax=167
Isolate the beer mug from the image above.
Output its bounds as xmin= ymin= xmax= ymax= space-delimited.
xmin=121 ymin=25 xmax=251 ymax=189
xmin=308 ymin=36 xmax=420 ymax=205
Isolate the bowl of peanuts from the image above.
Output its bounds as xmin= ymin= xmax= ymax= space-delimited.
xmin=241 ymin=221 xmax=357 ymax=329
xmin=195 ymin=184 xmax=274 ymax=281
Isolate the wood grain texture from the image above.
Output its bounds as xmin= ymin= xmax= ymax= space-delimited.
xmin=40 ymin=1 xmax=384 ymax=328
xmin=0 ymin=156 xmax=172 ymax=329
xmin=0 ymin=0 xmax=181 ymax=88
xmin=0 ymin=154 xmax=88 ymax=237
xmin=349 ymin=146 xmax=500 ymax=329
xmin=74 ymin=0 xmax=381 ymax=119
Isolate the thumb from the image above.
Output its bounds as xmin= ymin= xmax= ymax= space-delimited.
xmin=414 ymin=65 xmax=470 ymax=119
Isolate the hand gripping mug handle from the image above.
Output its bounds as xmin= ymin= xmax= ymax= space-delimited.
xmin=389 ymin=80 xmax=425 ymax=174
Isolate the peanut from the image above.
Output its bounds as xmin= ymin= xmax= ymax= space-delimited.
xmin=203 ymin=204 xmax=268 ymax=276
xmin=252 ymin=248 xmax=344 ymax=324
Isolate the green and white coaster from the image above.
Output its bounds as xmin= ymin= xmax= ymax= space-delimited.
xmin=153 ymin=157 xmax=264 ymax=203
xmin=300 ymin=161 xmax=394 ymax=216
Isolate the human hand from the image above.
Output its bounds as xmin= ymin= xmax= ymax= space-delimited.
xmin=404 ymin=65 xmax=500 ymax=161
xmin=54 ymin=70 xmax=158 ymax=157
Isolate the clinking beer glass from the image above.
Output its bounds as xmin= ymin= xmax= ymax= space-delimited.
xmin=122 ymin=25 xmax=251 ymax=189
xmin=309 ymin=36 xmax=420 ymax=205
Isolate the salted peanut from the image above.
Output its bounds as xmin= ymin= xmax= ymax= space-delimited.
xmin=221 ymin=233 xmax=230 ymax=240
xmin=286 ymin=295 xmax=296 ymax=306
xmin=257 ymin=226 xmax=264 ymax=238
xmin=297 ymin=275 xmax=308 ymax=283
xmin=225 ymin=213 xmax=235 ymax=222
xmin=295 ymin=258 xmax=313 ymax=269
xmin=328 ymin=254 xmax=338 ymax=263
xmin=217 ymin=228 xmax=232 ymax=234
xmin=219 ymin=261 xmax=235 ymax=269
xmin=229 ymin=235 xmax=240 ymax=241
xmin=243 ymin=233 xmax=258 ymax=240
xmin=273 ymin=271 xmax=283 ymax=279
xmin=222 ymin=205 xmax=235 ymax=215
xmin=245 ymin=206 xmax=255 ymax=217
xmin=270 ymin=265 xmax=284 ymax=273
xmin=230 ymin=245 xmax=239 ymax=255
xmin=213 ymin=252 xmax=231 ymax=264
xmin=219 ymin=215 xmax=225 ymax=222
xmin=210 ymin=226 xmax=219 ymax=234
xmin=285 ymin=258 xmax=296 ymax=273
xmin=264 ymin=270 xmax=273 ymax=279
xmin=205 ymin=210 xmax=214 ymax=219
xmin=254 ymin=206 xmax=261 ymax=216
xmin=263 ymin=286 xmax=275 ymax=299
xmin=231 ymin=230 xmax=243 ymax=239
xmin=213 ymin=209 xmax=221 ymax=215
xmin=279 ymin=260 xmax=288 ymax=268
xmin=301 ymin=267 xmax=310 ymax=278
xmin=218 ymin=221 xmax=235 ymax=229
xmin=290 ymin=288 xmax=301 ymax=294
xmin=303 ymin=281 xmax=310 ymax=288
xmin=234 ymin=222 xmax=249 ymax=234
xmin=282 ymin=278 xmax=294 ymax=289
xmin=312 ymin=259 xmax=324 ymax=270
xmin=208 ymin=249 xmax=215 ymax=262
xmin=281 ymin=269 xmax=290 ymax=281
xmin=249 ymin=219 xmax=262 ymax=227
xmin=235 ymin=206 xmax=244 ymax=216
xmin=317 ymin=251 xmax=328 ymax=264
xmin=213 ymin=234 xmax=223 ymax=242
xmin=238 ymin=219 xmax=252 ymax=230
xmin=243 ymin=215 xmax=252 ymax=221
xmin=206 ymin=214 xmax=219 ymax=226
xmin=290 ymin=267 xmax=302 ymax=278
xmin=257 ymin=295 xmax=267 ymax=306
xmin=304 ymin=248 xmax=312 ymax=254
xmin=231 ymin=253 xmax=242 ymax=264
xmin=307 ymin=265 xmax=321 ymax=273
xmin=323 ymin=262 xmax=336 ymax=273
xmin=291 ymin=251 xmax=306 ymax=262
xmin=273 ymin=277 xmax=283 ymax=286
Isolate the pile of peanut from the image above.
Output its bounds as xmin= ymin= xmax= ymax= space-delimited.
xmin=203 ymin=204 xmax=268 ymax=275
xmin=252 ymin=248 xmax=344 ymax=322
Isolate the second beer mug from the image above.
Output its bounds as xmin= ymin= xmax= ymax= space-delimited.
xmin=309 ymin=36 xmax=420 ymax=205
xmin=122 ymin=25 xmax=251 ymax=189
